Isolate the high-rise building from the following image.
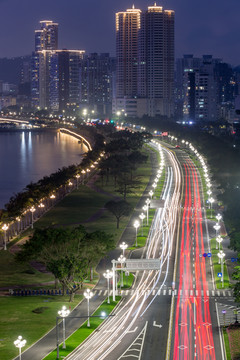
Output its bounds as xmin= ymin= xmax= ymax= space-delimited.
xmin=138 ymin=4 xmax=175 ymax=117
xmin=80 ymin=53 xmax=115 ymax=115
xmin=176 ymin=55 xmax=236 ymax=122
xmin=113 ymin=3 xmax=175 ymax=118
xmin=116 ymin=6 xmax=141 ymax=99
xmin=31 ymin=21 xmax=84 ymax=111
xmin=35 ymin=20 xmax=58 ymax=51
xmin=58 ymin=50 xmax=84 ymax=111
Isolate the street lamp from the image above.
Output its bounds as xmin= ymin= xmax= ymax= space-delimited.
xmin=133 ymin=220 xmax=140 ymax=246
xmin=146 ymin=198 xmax=151 ymax=225
xmin=120 ymin=242 xmax=128 ymax=256
xmin=75 ymin=174 xmax=80 ymax=189
xmin=149 ymin=190 xmax=154 ymax=199
xmin=216 ymin=213 xmax=222 ymax=223
xmin=216 ymin=235 xmax=223 ymax=250
xmin=30 ymin=206 xmax=36 ymax=229
xmin=139 ymin=213 xmax=146 ymax=236
xmin=2 ymin=223 xmax=8 ymax=250
xmin=142 ymin=205 xmax=149 ymax=225
xmin=209 ymin=197 xmax=214 ymax=218
xmin=207 ymin=190 xmax=212 ymax=196
xmin=81 ymin=169 xmax=86 ymax=184
xmin=103 ymin=269 xmax=113 ymax=304
xmin=58 ymin=306 xmax=70 ymax=349
xmin=14 ymin=336 xmax=26 ymax=360
xmin=118 ymin=255 xmax=126 ymax=287
xmin=213 ymin=223 xmax=221 ymax=239
xmin=217 ymin=250 xmax=225 ymax=287
xmin=84 ymin=288 xmax=94 ymax=327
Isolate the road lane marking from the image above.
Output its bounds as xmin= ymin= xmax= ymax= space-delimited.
xmin=153 ymin=321 xmax=162 ymax=328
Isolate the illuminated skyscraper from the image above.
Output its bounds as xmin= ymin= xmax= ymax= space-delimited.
xmin=113 ymin=3 xmax=175 ymax=118
xmin=31 ymin=21 xmax=84 ymax=111
xmin=116 ymin=5 xmax=141 ymax=98
xmin=138 ymin=4 xmax=175 ymax=117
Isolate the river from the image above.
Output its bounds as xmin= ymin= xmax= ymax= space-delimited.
xmin=0 ymin=130 xmax=88 ymax=209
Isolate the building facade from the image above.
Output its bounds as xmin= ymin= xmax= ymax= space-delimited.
xmin=114 ymin=3 xmax=175 ymax=118
xmin=80 ymin=53 xmax=115 ymax=115
xmin=31 ymin=21 xmax=84 ymax=111
xmin=176 ymin=55 xmax=236 ymax=122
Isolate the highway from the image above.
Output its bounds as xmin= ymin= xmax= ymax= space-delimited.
xmin=168 ymin=149 xmax=225 ymax=360
xmin=67 ymin=142 xmax=182 ymax=360
xmin=19 ymin=140 xmax=226 ymax=360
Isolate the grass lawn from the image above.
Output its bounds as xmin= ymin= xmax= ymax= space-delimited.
xmin=0 ymin=295 xmax=82 ymax=360
xmin=210 ymin=238 xmax=230 ymax=289
xmin=43 ymin=296 xmax=121 ymax=360
xmin=34 ymin=185 xmax=111 ymax=229
xmin=0 ymin=250 xmax=54 ymax=288
xmin=117 ymin=272 xmax=135 ymax=289
xmin=223 ymin=328 xmax=231 ymax=360
xmin=226 ymin=325 xmax=240 ymax=360
xmin=128 ymin=208 xmax=156 ymax=250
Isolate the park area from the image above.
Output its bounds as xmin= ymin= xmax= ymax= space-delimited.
xmin=0 ymin=143 xmax=157 ymax=359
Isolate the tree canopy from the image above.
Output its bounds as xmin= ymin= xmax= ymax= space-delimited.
xmin=16 ymin=226 xmax=114 ymax=301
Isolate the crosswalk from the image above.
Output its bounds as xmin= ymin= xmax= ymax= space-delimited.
xmin=93 ymin=288 xmax=232 ymax=298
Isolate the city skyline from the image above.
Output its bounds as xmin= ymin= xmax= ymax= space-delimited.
xmin=0 ymin=0 xmax=239 ymax=65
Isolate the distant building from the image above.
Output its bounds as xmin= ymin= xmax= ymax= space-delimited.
xmin=31 ymin=20 xmax=84 ymax=111
xmin=113 ymin=3 xmax=175 ymax=118
xmin=80 ymin=53 xmax=115 ymax=115
xmin=176 ymin=54 xmax=236 ymax=122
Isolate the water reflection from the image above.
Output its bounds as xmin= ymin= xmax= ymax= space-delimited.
xmin=0 ymin=131 xmax=87 ymax=208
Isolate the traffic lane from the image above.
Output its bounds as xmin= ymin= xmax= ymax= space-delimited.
xmin=106 ymin=292 xmax=172 ymax=360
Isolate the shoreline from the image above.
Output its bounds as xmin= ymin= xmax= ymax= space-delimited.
xmin=0 ymin=129 xmax=87 ymax=210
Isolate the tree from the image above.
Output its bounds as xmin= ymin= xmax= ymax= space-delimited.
xmin=105 ymin=200 xmax=132 ymax=228
xmin=16 ymin=226 xmax=114 ymax=301
xmin=232 ymin=264 xmax=240 ymax=305
xmin=117 ymin=174 xmax=141 ymax=200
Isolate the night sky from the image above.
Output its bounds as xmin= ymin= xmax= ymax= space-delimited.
xmin=0 ymin=0 xmax=239 ymax=65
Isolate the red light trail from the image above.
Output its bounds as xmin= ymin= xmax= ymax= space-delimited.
xmin=173 ymin=159 xmax=216 ymax=360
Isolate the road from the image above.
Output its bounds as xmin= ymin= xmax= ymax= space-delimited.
xmin=168 ymin=149 xmax=225 ymax=360
xmin=19 ymin=140 xmax=228 ymax=360
xmin=66 ymin=142 xmax=181 ymax=360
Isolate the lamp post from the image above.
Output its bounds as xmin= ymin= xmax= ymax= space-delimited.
xmin=149 ymin=190 xmax=154 ymax=199
xmin=81 ymin=170 xmax=86 ymax=184
xmin=213 ymin=223 xmax=221 ymax=240
xmin=216 ymin=235 xmax=223 ymax=250
xmin=139 ymin=213 xmax=145 ymax=236
xmin=58 ymin=306 xmax=70 ymax=349
xmin=103 ymin=269 xmax=113 ymax=304
xmin=30 ymin=206 xmax=36 ymax=229
xmin=133 ymin=220 xmax=140 ymax=246
xmin=209 ymin=197 xmax=214 ymax=218
xmin=217 ymin=251 xmax=225 ymax=287
xmin=207 ymin=189 xmax=212 ymax=197
xmin=16 ymin=217 xmax=21 ymax=233
xmin=120 ymin=242 xmax=128 ymax=256
xmin=14 ymin=336 xmax=26 ymax=360
xmin=152 ymin=183 xmax=157 ymax=192
xmin=142 ymin=205 xmax=149 ymax=225
xmin=75 ymin=174 xmax=80 ymax=189
xmin=2 ymin=223 xmax=8 ymax=250
xmin=216 ymin=213 xmax=222 ymax=223
xmin=118 ymin=255 xmax=126 ymax=288
xmin=84 ymin=288 xmax=93 ymax=327
xmin=146 ymin=198 xmax=151 ymax=224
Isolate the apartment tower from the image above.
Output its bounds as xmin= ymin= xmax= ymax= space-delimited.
xmin=114 ymin=3 xmax=175 ymax=118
